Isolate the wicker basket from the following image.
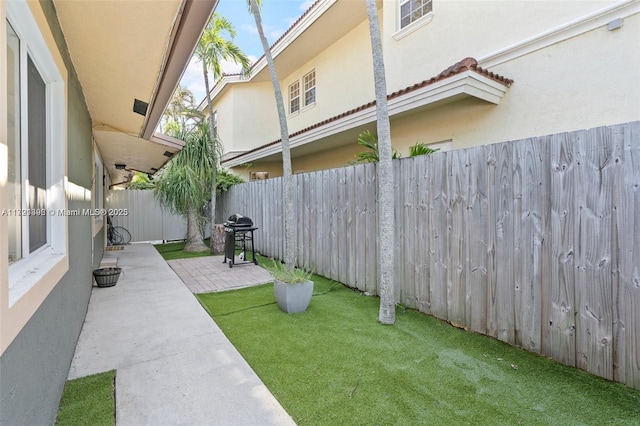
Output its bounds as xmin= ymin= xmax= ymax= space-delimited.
xmin=93 ymin=267 xmax=122 ymax=287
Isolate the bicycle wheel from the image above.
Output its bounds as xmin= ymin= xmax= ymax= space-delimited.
xmin=112 ymin=226 xmax=131 ymax=244
xmin=107 ymin=226 xmax=116 ymax=246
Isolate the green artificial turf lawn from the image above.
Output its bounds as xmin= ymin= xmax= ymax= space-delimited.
xmin=197 ymin=276 xmax=640 ymax=425
xmin=56 ymin=370 xmax=115 ymax=426
xmin=153 ymin=239 xmax=212 ymax=260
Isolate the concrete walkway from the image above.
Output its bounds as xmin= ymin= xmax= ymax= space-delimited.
xmin=68 ymin=243 xmax=294 ymax=426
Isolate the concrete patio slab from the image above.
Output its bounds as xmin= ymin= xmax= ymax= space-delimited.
xmin=68 ymin=243 xmax=294 ymax=426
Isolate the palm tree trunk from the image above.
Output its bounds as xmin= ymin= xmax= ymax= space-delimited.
xmin=366 ymin=0 xmax=396 ymax=324
xmin=203 ymin=61 xmax=219 ymax=254
xmin=249 ymin=0 xmax=295 ymax=270
xmin=184 ymin=207 xmax=208 ymax=252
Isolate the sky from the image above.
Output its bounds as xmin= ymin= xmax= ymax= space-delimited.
xmin=180 ymin=0 xmax=314 ymax=104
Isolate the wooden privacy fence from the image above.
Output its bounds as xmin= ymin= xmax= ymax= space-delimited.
xmin=218 ymin=122 xmax=639 ymax=390
xmin=107 ymin=189 xmax=210 ymax=242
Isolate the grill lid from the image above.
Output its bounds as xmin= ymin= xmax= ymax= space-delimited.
xmin=225 ymin=214 xmax=253 ymax=227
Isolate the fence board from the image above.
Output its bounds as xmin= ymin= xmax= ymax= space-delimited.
xmin=338 ymin=168 xmax=348 ymax=284
xmin=612 ymin=122 xmax=640 ymax=388
xmin=355 ymin=165 xmax=367 ymax=291
xmin=319 ymin=170 xmax=329 ymax=278
xmin=447 ymin=149 xmax=467 ymax=327
xmin=404 ymin=157 xmax=418 ymax=309
xmin=346 ymin=167 xmax=357 ymax=288
xmin=395 ymin=158 xmax=405 ymax=304
xmin=466 ymin=147 xmax=488 ymax=335
xmin=416 ymin=155 xmax=431 ymax=314
xmin=429 ymin=152 xmax=448 ymax=321
xmin=513 ymin=138 xmax=545 ymax=352
xmin=365 ymin=164 xmax=377 ymax=294
xmin=489 ymin=143 xmax=515 ymax=344
xmin=545 ymin=132 xmax=577 ymax=366
xmin=574 ymin=128 xmax=614 ymax=379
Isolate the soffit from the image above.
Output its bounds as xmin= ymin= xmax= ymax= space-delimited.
xmin=251 ymin=0 xmax=368 ymax=82
xmin=54 ymin=0 xmax=216 ymax=184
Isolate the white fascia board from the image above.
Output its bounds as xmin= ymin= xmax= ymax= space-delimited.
xmin=224 ymin=71 xmax=508 ymax=167
xmin=150 ymin=132 xmax=185 ymax=149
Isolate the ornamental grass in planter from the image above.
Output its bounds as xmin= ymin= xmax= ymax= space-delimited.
xmin=270 ymin=261 xmax=313 ymax=314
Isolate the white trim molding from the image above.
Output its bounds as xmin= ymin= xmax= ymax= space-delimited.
xmin=479 ymin=0 xmax=640 ymax=68
xmin=393 ymin=11 xmax=434 ymax=41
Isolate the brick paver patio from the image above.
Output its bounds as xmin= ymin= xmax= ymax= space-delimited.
xmin=168 ymin=255 xmax=274 ymax=293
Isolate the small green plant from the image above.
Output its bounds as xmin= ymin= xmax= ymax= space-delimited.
xmin=216 ymin=168 xmax=244 ymax=194
xmin=351 ymin=131 xmax=439 ymax=164
xmin=269 ymin=260 xmax=312 ymax=284
xmin=409 ymin=142 xmax=439 ymax=156
xmin=128 ymin=171 xmax=156 ymax=190
xmin=350 ymin=130 xmax=400 ymax=164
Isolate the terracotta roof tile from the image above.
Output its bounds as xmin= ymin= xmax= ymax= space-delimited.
xmin=222 ymin=57 xmax=513 ymax=164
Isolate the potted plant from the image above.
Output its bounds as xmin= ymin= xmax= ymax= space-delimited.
xmin=270 ymin=261 xmax=313 ymax=314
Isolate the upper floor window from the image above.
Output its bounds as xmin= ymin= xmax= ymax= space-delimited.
xmin=303 ymin=70 xmax=316 ymax=107
xmin=289 ymin=81 xmax=300 ymax=114
xmin=400 ymin=0 xmax=433 ymax=29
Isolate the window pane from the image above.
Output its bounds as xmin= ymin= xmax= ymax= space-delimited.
xmin=305 ymin=87 xmax=315 ymax=106
xmin=27 ymin=55 xmax=47 ymax=252
xmin=303 ymin=71 xmax=315 ymax=106
xmin=400 ymin=0 xmax=432 ymax=28
xmin=7 ymin=21 xmax=22 ymax=263
xmin=289 ymin=81 xmax=299 ymax=113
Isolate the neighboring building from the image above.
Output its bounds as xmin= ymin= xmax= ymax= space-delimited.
xmin=0 ymin=1 xmax=215 ymax=423
xmin=203 ymin=0 xmax=640 ymax=180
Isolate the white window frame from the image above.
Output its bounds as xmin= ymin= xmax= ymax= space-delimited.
xmin=394 ymin=0 xmax=434 ymax=41
xmin=93 ymin=147 xmax=104 ymax=236
xmin=303 ymin=70 xmax=316 ymax=109
xmin=5 ymin=1 xmax=68 ymax=307
xmin=289 ymin=81 xmax=300 ymax=115
xmin=212 ymin=110 xmax=218 ymax=139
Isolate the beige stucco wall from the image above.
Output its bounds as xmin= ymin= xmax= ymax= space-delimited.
xmin=215 ymin=81 xmax=279 ymax=153
xmin=282 ymin=18 xmax=375 ymax=133
xmin=382 ymin=0 xmax=614 ymax=92
xmin=388 ymin=10 xmax=640 ymax=152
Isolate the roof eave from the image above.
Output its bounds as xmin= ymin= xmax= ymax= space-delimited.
xmin=142 ymin=0 xmax=218 ymax=139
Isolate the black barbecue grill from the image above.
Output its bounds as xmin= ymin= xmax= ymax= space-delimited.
xmin=223 ymin=214 xmax=258 ymax=268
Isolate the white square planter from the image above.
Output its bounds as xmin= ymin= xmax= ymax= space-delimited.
xmin=273 ymin=280 xmax=314 ymax=314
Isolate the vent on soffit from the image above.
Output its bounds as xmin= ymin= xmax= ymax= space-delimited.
xmin=133 ymin=98 xmax=149 ymax=116
xmin=163 ymin=151 xmax=174 ymax=157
